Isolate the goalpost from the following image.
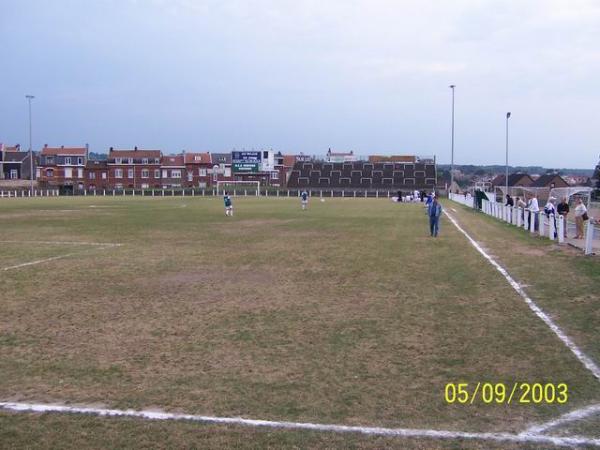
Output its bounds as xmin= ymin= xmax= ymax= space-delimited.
xmin=216 ymin=181 xmax=260 ymax=196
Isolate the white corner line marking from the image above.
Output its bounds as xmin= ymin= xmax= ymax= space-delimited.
xmin=522 ymin=403 xmax=600 ymax=435
xmin=0 ymin=240 xmax=123 ymax=247
xmin=1 ymin=245 xmax=120 ymax=272
xmin=443 ymin=211 xmax=600 ymax=382
xmin=1 ymin=254 xmax=78 ymax=271
xmin=0 ymin=402 xmax=599 ymax=447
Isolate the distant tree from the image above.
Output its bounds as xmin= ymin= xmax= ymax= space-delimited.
xmin=593 ymin=155 xmax=600 ymax=197
xmin=474 ymin=169 xmax=486 ymax=176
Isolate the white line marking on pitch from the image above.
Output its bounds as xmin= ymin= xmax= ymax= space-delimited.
xmin=1 ymin=254 xmax=78 ymax=271
xmin=522 ymin=403 xmax=600 ymax=435
xmin=444 ymin=211 xmax=600 ymax=381
xmin=1 ymin=402 xmax=599 ymax=447
xmin=0 ymin=240 xmax=122 ymax=247
xmin=0 ymin=245 xmax=121 ymax=272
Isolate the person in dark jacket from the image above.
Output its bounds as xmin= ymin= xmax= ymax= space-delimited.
xmin=557 ymin=197 xmax=570 ymax=238
xmin=428 ymin=197 xmax=442 ymax=237
xmin=505 ymin=194 xmax=514 ymax=207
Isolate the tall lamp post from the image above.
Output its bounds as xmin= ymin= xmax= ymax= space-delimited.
xmin=505 ymin=112 xmax=511 ymax=199
xmin=26 ymin=94 xmax=35 ymax=193
xmin=449 ymin=85 xmax=455 ymax=194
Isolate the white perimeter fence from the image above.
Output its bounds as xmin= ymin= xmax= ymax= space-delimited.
xmin=0 ymin=189 xmax=59 ymax=198
xmin=449 ymin=193 xmax=597 ymax=256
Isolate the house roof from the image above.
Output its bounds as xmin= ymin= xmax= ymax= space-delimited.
xmin=108 ymin=148 xmax=161 ymax=159
xmin=86 ymin=160 xmax=108 ymax=169
xmin=4 ymin=144 xmax=21 ymax=152
xmin=282 ymin=155 xmax=297 ymax=167
xmin=161 ymin=155 xmax=185 ymax=166
xmin=531 ymin=174 xmax=569 ymax=188
xmin=3 ymin=152 xmax=28 ymax=162
xmin=184 ymin=152 xmax=211 ymax=164
xmin=41 ymin=146 xmax=87 ymax=156
xmin=327 ymin=149 xmax=354 ymax=156
xmin=211 ymin=153 xmax=232 ymax=164
xmin=491 ymin=173 xmax=534 ymax=186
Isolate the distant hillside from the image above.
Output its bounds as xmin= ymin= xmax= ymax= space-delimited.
xmin=437 ymin=164 xmax=593 ymax=177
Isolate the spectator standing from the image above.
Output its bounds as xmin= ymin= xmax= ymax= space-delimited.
xmin=557 ymin=197 xmax=570 ymax=238
xmin=574 ymin=198 xmax=588 ymax=239
xmin=544 ymin=197 xmax=557 ymax=238
xmin=505 ymin=194 xmax=514 ymax=207
xmin=529 ymin=194 xmax=540 ymax=231
xmin=428 ymin=196 xmax=442 ymax=237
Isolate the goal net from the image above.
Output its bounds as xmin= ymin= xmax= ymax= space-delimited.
xmin=216 ymin=181 xmax=260 ymax=196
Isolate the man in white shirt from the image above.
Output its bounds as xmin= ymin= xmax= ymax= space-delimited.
xmin=529 ymin=194 xmax=540 ymax=231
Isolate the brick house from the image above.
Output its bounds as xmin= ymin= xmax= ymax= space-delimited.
xmin=530 ymin=174 xmax=570 ymax=189
xmin=107 ymin=147 xmax=162 ymax=189
xmin=273 ymin=152 xmax=297 ymax=187
xmin=210 ymin=152 xmax=233 ymax=185
xmin=85 ymin=160 xmax=109 ymax=191
xmin=37 ymin=145 xmax=88 ymax=193
xmin=1 ymin=144 xmax=35 ymax=180
xmin=491 ymin=173 xmax=535 ymax=188
xmin=160 ymin=154 xmax=186 ymax=188
xmin=183 ymin=152 xmax=213 ymax=188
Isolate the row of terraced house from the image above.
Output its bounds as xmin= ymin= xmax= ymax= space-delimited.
xmin=34 ymin=146 xmax=293 ymax=193
xmin=3 ymin=143 xmax=439 ymax=193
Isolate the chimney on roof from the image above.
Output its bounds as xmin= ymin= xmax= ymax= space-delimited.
xmin=44 ymin=144 xmax=48 ymax=148
xmin=134 ymin=146 xmax=138 ymax=151
xmin=109 ymin=146 xmax=113 ymax=151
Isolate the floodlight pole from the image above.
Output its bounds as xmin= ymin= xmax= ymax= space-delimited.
xmin=505 ymin=112 xmax=511 ymax=199
xmin=26 ymin=94 xmax=35 ymax=193
xmin=449 ymin=85 xmax=455 ymax=194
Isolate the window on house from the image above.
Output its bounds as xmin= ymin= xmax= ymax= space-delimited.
xmin=115 ymin=158 xmax=122 ymax=164
xmin=89 ymin=172 xmax=96 ymax=179
xmin=154 ymin=158 xmax=160 ymax=164
xmin=64 ymin=168 xmax=73 ymax=178
xmin=77 ymin=157 xmax=83 ymax=165
xmin=10 ymin=169 xmax=18 ymax=179
xmin=142 ymin=158 xmax=148 ymax=164
xmin=224 ymin=168 xmax=231 ymax=177
xmin=141 ymin=183 xmax=149 ymax=189
xmin=102 ymin=172 xmax=107 ymax=179
xmin=128 ymin=158 xmax=134 ymax=164
xmin=199 ymin=168 xmax=207 ymax=176
xmin=115 ymin=169 xmax=123 ymax=178
xmin=271 ymin=171 xmax=279 ymax=179
xmin=65 ymin=157 xmax=72 ymax=165
xmin=172 ymin=170 xmax=181 ymax=178
xmin=194 ymin=156 xmax=201 ymax=161
xmin=187 ymin=172 xmax=193 ymax=182
xmin=78 ymin=168 xmax=84 ymax=178
xmin=128 ymin=169 xmax=134 ymax=178
xmin=46 ymin=169 xmax=53 ymax=177
xmin=162 ymin=170 xmax=168 ymax=178
xmin=142 ymin=169 xmax=149 ymax=178
xmin=46 ymin=156 xmax=54 ymax=164
xmin=154 ymin=169 xmax=160 ymax=178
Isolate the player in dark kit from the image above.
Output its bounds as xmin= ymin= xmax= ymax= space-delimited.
xmin=224 ymin=191 xmax=233 ymax=216
xmin=301 ymin=190 xmax=309 ymax=210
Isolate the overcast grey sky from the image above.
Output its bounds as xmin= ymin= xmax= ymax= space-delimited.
xmin=1 ymin=0 xmax=598 ymax=168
